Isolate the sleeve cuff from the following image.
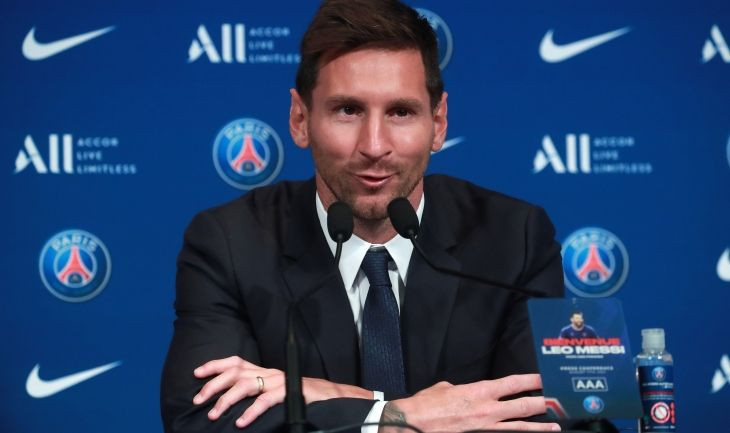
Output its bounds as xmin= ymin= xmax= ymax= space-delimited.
xmin=362 ymin=399 xmax=388 ymax=433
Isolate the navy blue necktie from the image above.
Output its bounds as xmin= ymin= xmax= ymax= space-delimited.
xmin=360 ymin=248 xmax=406 ymax=395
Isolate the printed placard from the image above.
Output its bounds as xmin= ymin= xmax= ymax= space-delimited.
xmin=528 ymin=298 xmax=642 ymax=420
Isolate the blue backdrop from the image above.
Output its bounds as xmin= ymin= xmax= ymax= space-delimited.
xmin=3 ymin=1 xmax=729 ymax=432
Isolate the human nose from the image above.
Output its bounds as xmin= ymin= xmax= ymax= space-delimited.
xmin=356 ymin=113 xmax=391 ymax=160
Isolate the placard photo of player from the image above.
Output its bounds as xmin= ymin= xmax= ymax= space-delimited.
xmin=559 ymin=311 xmax=599 ymax=339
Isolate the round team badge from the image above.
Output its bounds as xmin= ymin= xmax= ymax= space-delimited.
xmin=583 ymin=395 xmax=605 ymax=414
xmin=652 ymin=366 xmax=667 ymax=381
xmin=650 ymin=402 xmax=671 ymax=424
xmin=212 ymin=118 xmax=284 ymax=190
xmin=39 ymin=229 xmax=112 ymax=302
xmin=562 ymin=227 xmax=629 ymax=297
xmin=415 ymin=8 xmax=453 ymax=70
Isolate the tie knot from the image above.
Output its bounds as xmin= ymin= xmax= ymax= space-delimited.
xmin=361 ymin=248 xmax=391 ymax=287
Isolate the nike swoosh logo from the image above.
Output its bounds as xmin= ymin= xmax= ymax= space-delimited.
xmin=22 ymin=26 xmax=115 ymax=61
xmin=433 ymin=136 xmax=465 ymax=154
xmin=718 ymin=248 xmax=730 ymax=282
xmin=25 ymin=361 xmax=121 ymax=398
xmin=539 ymin=27 xmax=631 ymax=63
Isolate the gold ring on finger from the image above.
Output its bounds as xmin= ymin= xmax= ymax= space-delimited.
xmin=256 ymin=376 xmax=265 ymax=393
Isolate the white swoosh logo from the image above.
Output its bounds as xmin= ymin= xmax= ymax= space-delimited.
xmin=540 ymin=27 xmax=631 ymax=63
xmin=433 ymin=136 xmax=465 ymax=154
xmin=22 ymin=26 xmax=115 ymax=61
xmin=718 ymin=248 xmax=730 ymax=282
xmin=25 ymin=361 xmax=121 ymax=398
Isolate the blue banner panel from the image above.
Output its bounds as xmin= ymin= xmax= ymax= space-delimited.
xmin=2 ymin=1 xmax=729 ymax=432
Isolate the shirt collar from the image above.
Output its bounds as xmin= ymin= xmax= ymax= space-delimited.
xmin=316 ymin=192 xmax=424 ymax=290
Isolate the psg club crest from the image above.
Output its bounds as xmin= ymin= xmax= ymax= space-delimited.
xmin=652 ymin=366 xmax=667 ymax=381
xmin=562 ymin=227 xmax=629 ymax=297
xmin=583 ymin=395 xmax=605 ymax=414
xmin=213 ymin=118 xmax=284 ymax=190
xmin=39 ymin=229 xmax=112 ymax=302
xmin=415 ymin=8 xmax=453 ymax=70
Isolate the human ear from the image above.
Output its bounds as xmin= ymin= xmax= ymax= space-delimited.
xmin=289 ymin=89 xmax=310 ymax=149
xmin=430 ymin=91 xmax=448 ymax=153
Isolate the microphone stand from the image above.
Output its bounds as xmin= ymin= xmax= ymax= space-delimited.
xmin=285 ymin=304 xmax=307 ymax=433
xmin=285 ymin=213 xmax=349 ymax=433
xmin=388 ymin=198 xmax=618 ymax=433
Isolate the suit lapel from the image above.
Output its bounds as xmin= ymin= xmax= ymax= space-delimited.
xmin=402 ymin=181 xmax=461 ymax=392
xmin=281 ymin=181 xmax=360 ymax=385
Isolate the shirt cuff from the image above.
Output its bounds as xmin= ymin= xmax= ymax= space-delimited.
xmin=362 ymin=392 xmax=387 ymax=433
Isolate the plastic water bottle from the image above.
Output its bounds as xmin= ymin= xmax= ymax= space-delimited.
xmin=636 ymin=328 xmax=676 ymax=432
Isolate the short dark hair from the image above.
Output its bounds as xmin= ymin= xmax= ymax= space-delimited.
xmin=295 ymin=0 xmax=444 ymax=110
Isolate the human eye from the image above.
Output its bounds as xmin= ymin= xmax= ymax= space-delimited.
xmin=387 ymin=99 xmax=422 ymax=120
xmin=341 ymin=105 xmax=358 ymax=115
xmin=389 ymin=105 xmax=416 ymax=119
xmin=333 ymin=104 xmax=362 ymax=117
xmin=394 ymin=107 xmax=411 ymax=117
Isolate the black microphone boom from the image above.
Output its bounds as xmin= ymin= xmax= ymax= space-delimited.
xmin=285 ymin=305 xmax=307 ymax=433
xmin=384 ymin=199 xmax=608 ymax=433
xmin=387 ymin=197 xmax=545 ymax=298
xmin=285 ymin=201 xmax=354 ymax=433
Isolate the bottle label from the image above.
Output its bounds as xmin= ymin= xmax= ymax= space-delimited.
xmin=638 ymin=365 xmax=676 ymax=431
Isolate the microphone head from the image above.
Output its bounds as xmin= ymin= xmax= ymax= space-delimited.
xmin=327 ymin=201 xmax=353 ymax=243
xmin=387 ymin=197 xmax=420 ymax=239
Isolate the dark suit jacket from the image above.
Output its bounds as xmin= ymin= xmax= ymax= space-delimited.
xmin=161 ymin=174 xmax=564 ymax=433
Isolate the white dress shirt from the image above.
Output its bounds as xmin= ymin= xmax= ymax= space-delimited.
xmin=315 ymin=193 xmax=424 ymax=433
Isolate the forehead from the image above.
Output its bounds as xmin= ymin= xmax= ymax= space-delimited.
xmin=311 ymin=48 xmax=428 ymax=103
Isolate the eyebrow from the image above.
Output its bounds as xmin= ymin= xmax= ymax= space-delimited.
xmin=323 ymin=95 xmax=425 ymax=111
xmin=388 ymin=98 xmax=425 ymax=111
xmin=324 ymin=95 xmax=364 ymax=107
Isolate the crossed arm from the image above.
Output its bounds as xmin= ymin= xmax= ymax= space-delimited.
xmin=162 ymin=205 xmax=563 ymax=432
xmin=190 ymin=356 xmax=559 ymax=432
xmin=161 ymin=289 xmax=558 ymax=433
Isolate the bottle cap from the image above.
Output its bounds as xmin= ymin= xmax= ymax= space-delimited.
xmin=641 ymin=328 xmax=665 ymax=351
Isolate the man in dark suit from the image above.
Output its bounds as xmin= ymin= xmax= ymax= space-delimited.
xmin=161 ymin=1 xmax=564 ymax=432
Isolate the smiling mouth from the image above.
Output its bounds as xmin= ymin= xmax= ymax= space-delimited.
xmin=355 ymin=173 xmax=393 ymax=188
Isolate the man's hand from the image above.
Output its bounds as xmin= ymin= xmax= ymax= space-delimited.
xmin=192 ymin=356 xmax=372 ymax=428
xmin=382 ymin=374 xmax=560 ymax=432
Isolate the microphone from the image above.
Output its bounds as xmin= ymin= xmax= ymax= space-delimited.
xmin=285 ymin=201 xmax=354 ymax=433
xmin=327 ymin=201 xmax=354 ymax=265
xmin=387 ymin=197 xmax=546 ymax=298
xmin=387 ymin=197 xmax=419 ymax=239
